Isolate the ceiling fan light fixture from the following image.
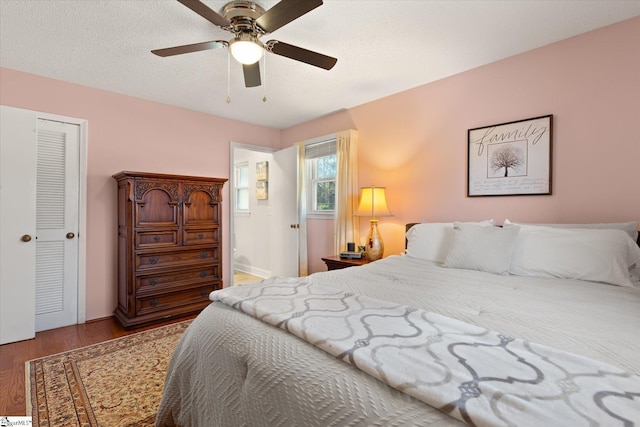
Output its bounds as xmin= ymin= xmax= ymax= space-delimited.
xmin=229 ymin=34 xmax=263 ymax=65
xmin=154 ymin=0 xmax=338 ymax=88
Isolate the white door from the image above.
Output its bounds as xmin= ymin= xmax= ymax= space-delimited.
xmin=34 ymin=118 xmax=80 ymax=332
xmin=0 ymin=106 xmax=81 ymax=344
xmin=269 ymin=145 xmax=300 ymax=277
xmin=0 ymin=106 xmax=37 ymax=344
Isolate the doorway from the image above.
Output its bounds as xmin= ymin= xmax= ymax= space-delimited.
xmin=229 ymin=142 xmax=300 ymax=286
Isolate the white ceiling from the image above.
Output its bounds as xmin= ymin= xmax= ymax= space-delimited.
xmin=1 ymin=1 xmax=639 ymax=129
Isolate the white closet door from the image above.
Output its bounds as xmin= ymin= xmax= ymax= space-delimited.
xmin=35 ymin=119 xmax=80 ymax=332
xmin=0 ymin=106 xmax=82 ymax=344
xmin=0 ymin=106 xmax=37 ymax=344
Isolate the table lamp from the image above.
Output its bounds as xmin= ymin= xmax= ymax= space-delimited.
xmin=355 ymin=186 xmax=392 ymax=261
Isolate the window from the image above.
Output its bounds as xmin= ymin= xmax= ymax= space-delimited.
xmin=311 ymin=155 xmax=336 ymax=211
xmin=305 ymin=140 xmax=336 ymax=216
xmin=234 ymin=162 xmax=249 ymax=213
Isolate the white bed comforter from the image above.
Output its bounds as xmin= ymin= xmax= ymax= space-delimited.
xmin=156 ymin=256 xmax=640 ymax=426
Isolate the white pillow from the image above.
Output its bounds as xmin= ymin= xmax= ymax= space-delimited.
xmin=406 ymin=220 xmax=495 ymax=263
xmin=443 ymin=223 xmax=520 ymax=275
xmin=503 ymin=219 xmax=639 ymax=242
xmin=506 ymin=224 xmax=640 ymax=287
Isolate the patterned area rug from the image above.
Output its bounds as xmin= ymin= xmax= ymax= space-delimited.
xmin=25 ymin=320 xmax=191 ymax=426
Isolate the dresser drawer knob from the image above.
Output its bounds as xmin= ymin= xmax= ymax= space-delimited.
xmin=200 ymin=271 xmax=207 ymax=278
xmin=150 ymin=257 xmax=159 ymax=264
xmin=200 ymin=252 xmax=208 ymax=259
xmin=154 ymin=236 xmax=160 ymax=242
xmin=198 ymin=233 xmax=204 ymax=239
xmin=150 ymin=278 xmax=159 ymax=286
xmin=200 ymin=289 xmax=208 ymax=297
xmin=150 ymin=299 xmax=159 ymax=307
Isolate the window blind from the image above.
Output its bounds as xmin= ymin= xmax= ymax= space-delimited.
xmin=305 ymin=139 xmax=336 ymax=159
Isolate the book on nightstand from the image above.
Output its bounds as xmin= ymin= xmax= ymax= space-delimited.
xmin=339 ymin=251 xmax=363 ymax=259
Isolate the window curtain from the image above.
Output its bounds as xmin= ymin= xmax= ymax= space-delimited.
xmin=295 ymin=142 xmax=309 ymax=276
xmin=334 ymin=129 xmax=359 ymax=254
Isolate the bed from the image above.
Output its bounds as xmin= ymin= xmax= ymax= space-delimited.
xmin=156 ymin=221 xmax=640 ymax=426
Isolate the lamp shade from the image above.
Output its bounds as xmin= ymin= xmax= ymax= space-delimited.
xmin=355 ymin=186 xmax=392 ymax=219
xmin=229 ymin=34 xmax=263 ymax=65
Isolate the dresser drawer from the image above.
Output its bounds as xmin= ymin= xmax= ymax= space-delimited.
xmin=137 ymin=266 xmax=220 ymax=295
xmin=136 ymin=247 xmax=219 ymax=271
xmin=136 ymin=284 xmax=220 ymax=316
xmin=183 ymin=227 xmax=219 ymax=246
xmin=135 ymin=229 xmax=179 ymax=249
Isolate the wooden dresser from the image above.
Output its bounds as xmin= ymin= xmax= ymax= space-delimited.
xmin=113 ymin=171 xmax=227 ymax=329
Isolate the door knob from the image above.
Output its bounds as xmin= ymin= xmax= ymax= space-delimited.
xmin=21 ymin=234 xmax=32 ymax=242
xmin=66 ymin=232 xmax=75 ymax=239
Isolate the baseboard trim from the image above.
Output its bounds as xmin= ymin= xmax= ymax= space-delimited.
xmin=85 ymin=315 xmax=114 ymax=324
xmin=234 ymin=262 xmax=270 ymax=278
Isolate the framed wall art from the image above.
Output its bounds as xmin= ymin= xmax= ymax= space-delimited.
xmin=256 ymin=180 xmax=268 ymax=200
xmin=256 ymin=161 xmax=268 ymax=181
xmin=467 ymin=114 xmax=552 ymax=197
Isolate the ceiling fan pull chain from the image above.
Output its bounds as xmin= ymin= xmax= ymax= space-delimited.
xmin=226 ymin=49 xmax=232 ymax=104
xmin=262 ymin=51 xmax=267 ymax=102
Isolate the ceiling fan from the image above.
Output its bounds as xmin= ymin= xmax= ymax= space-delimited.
xmin=152 ymin=0 xmax=337 ymax=88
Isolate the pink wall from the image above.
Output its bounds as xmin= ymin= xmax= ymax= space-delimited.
xmin=2 ymin=17 xmax=639 ymax=315
xmin=284 ymin=17 xmax=640 ymax=264
xmin=0 ymin=68 xmax=282 ymax=320
xmin=306 ymin=218 xmax=335 ymax=273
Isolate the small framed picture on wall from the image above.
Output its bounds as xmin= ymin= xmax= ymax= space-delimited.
xmin=256 ymin=180 xmax=268 ymax=200
xmin=256 ymin=161 xmax=268 ymax=181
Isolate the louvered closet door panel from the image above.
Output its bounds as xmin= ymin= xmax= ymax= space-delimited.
xmin=36 ymin=241 xmax=65 ymax=313
xmin=35 ymin=119 xmax=80 ymax=332
xmin=37 ymin=129 xmax=65 ymax=229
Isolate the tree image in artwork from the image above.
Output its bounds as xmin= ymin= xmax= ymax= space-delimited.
xmin=487 ymin=141 xmax=527 ymax=178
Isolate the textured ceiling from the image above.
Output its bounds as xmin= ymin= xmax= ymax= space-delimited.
xmin=1 ymin=1 xmax=639 ymax=129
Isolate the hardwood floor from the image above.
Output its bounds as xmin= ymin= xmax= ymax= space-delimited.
xmin=234 ymin=270 xmax=263 ymax=285
xmin=0 ymin=315 xmax=193 ymax=416
xmin=1 ymin=274 xmax=259 ymax=416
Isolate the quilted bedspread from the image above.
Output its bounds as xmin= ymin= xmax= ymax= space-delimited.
xmin=156 ymin=255 xmax=640 ymax=426
xmin=210 ymin=277 xmax=640 ymax=426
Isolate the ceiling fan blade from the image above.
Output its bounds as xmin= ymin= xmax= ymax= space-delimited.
xmin=151 ymin=41 xmax=226 ymax=57
xmin=256 ymin=0 xmax=323 ymax=33
xmin=267 ymin=41 xmax=337 ymax=70
xmin=177 ymin=0 xmax=230 ymax=27
xmin=243 ymin=63 xmax=261 ymax=87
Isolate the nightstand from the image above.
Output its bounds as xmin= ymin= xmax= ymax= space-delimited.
xmin=321 ymin=255 xmax=370 ymax=271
